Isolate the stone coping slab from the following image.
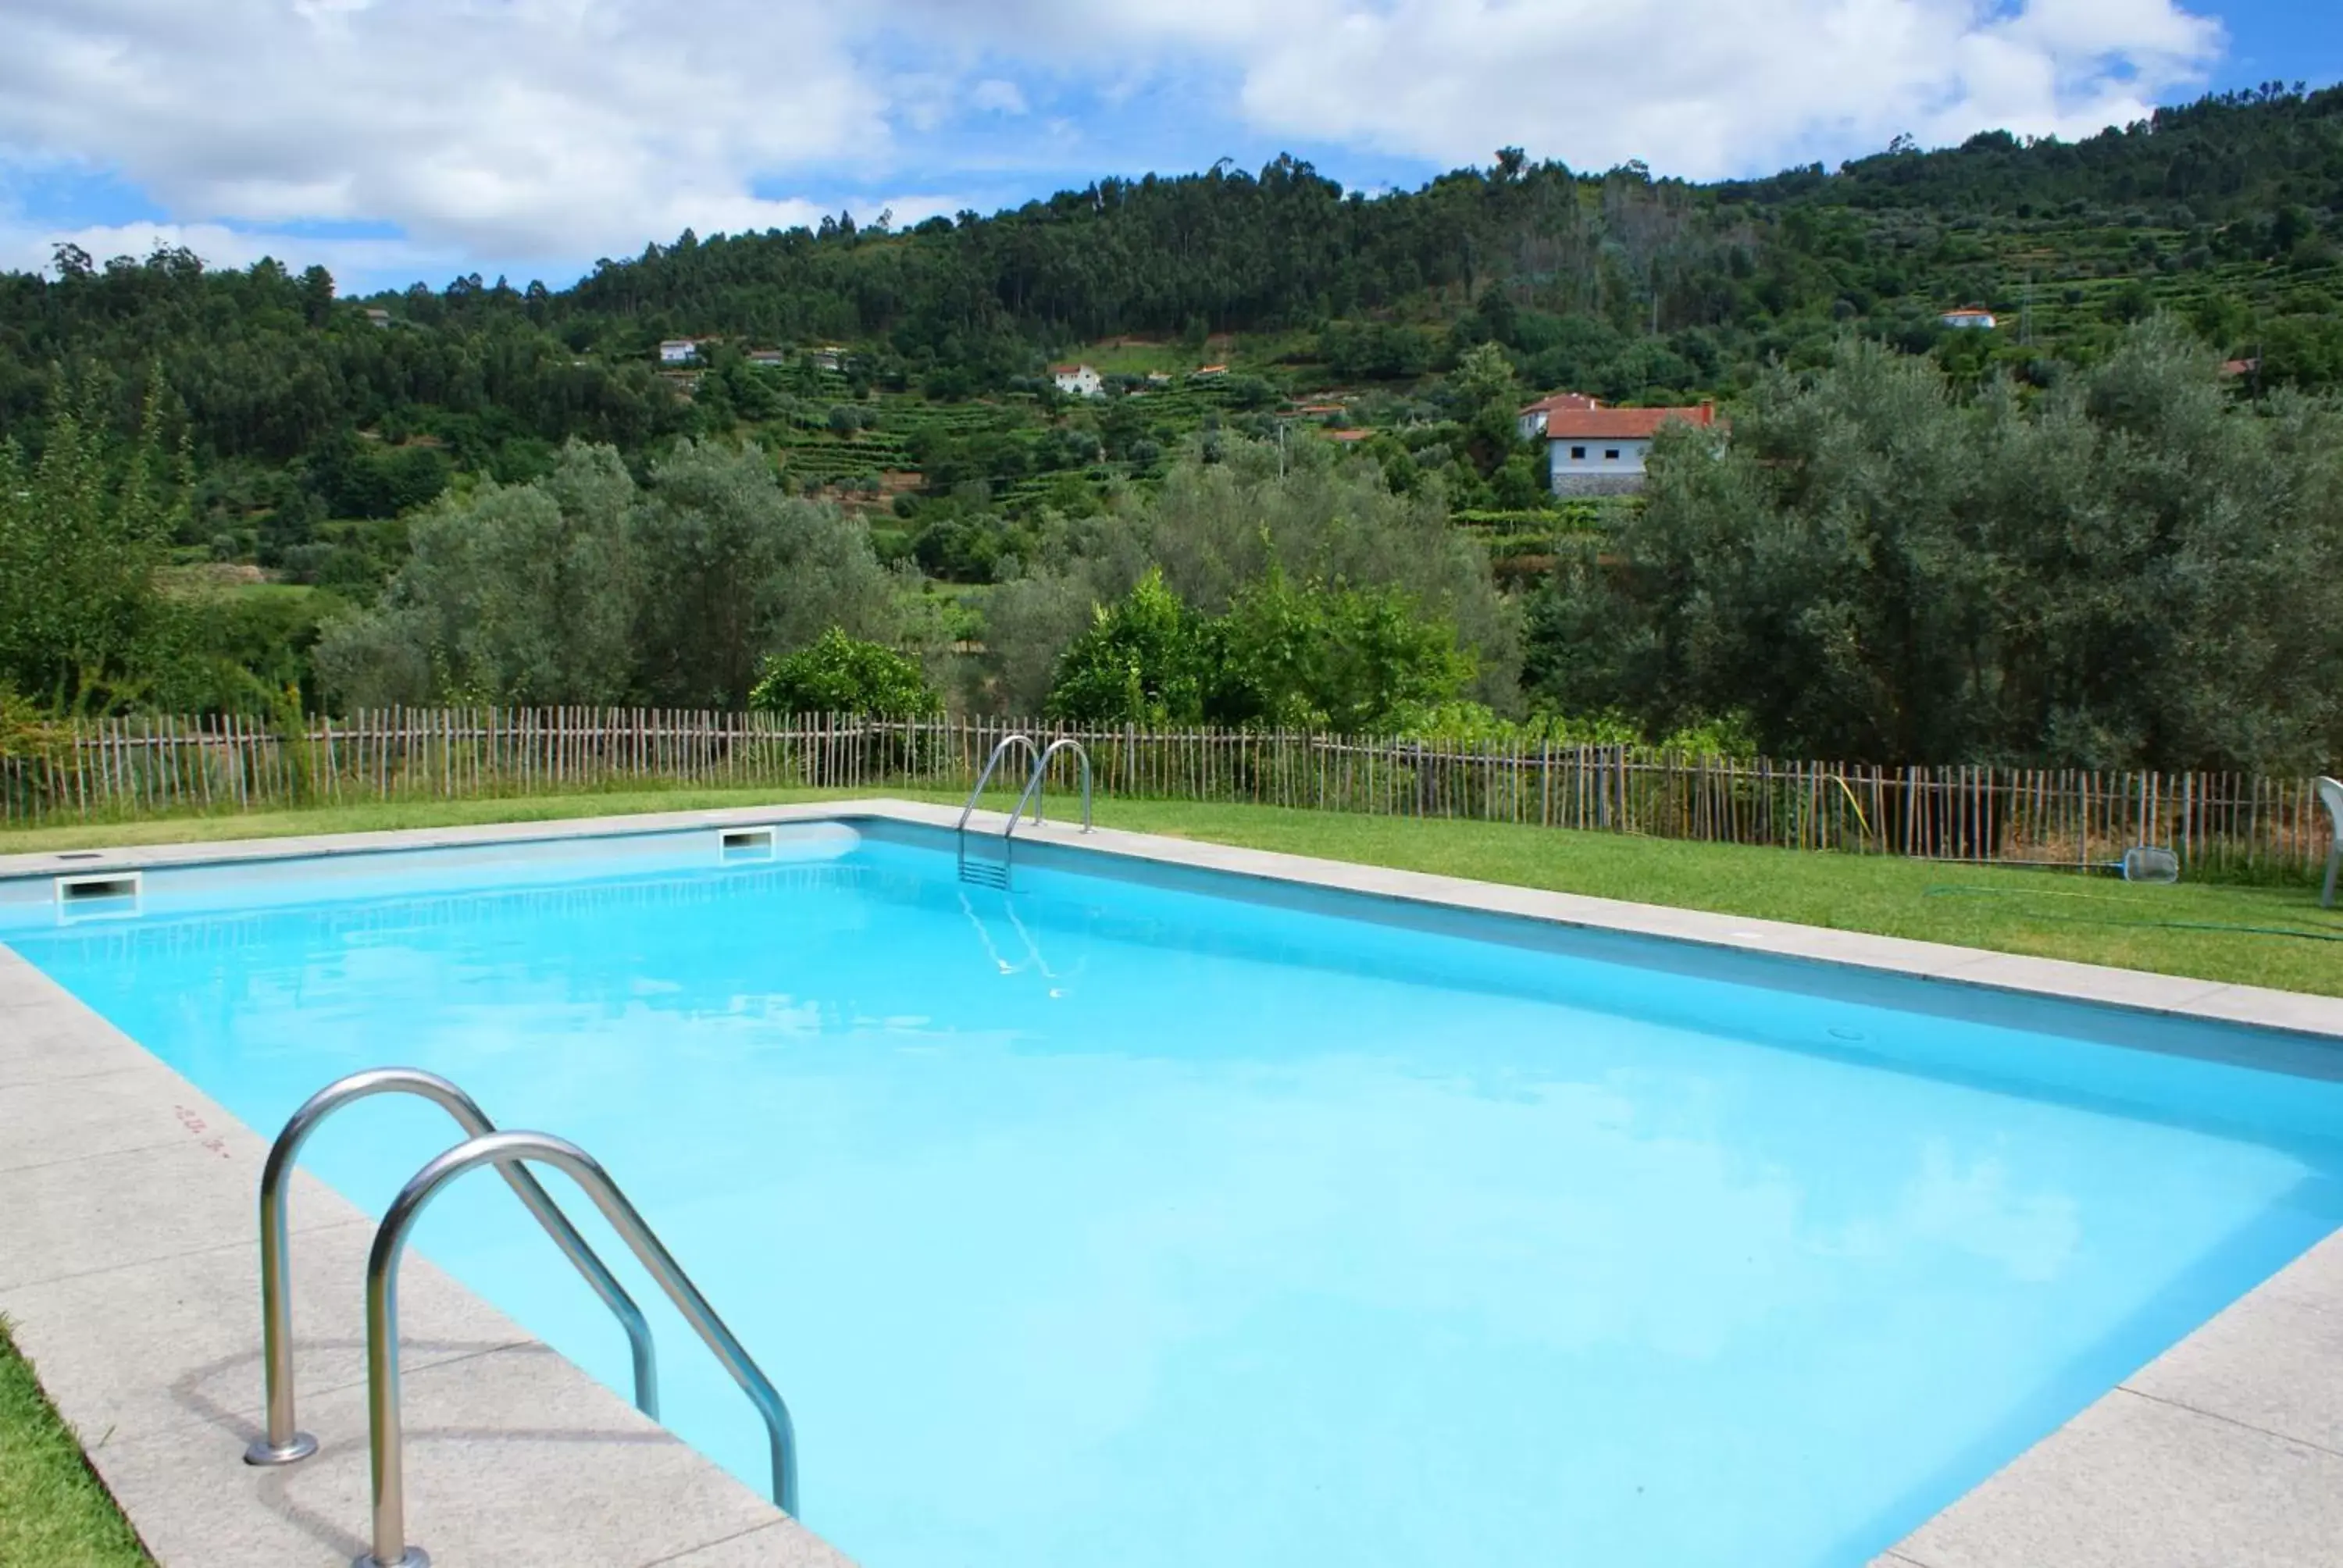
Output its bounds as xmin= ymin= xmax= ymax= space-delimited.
xmin=2 ymin=798 xmax=2341 ymax=1566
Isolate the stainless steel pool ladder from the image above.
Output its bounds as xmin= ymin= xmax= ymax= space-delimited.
xmin=956 ymin=734 xmax=1093 ymax=888
xmin=358 ymin=1130 xmax=797 ymax=1568
xmin=1013 ymin=739 xmax=1094 ymax=835
xmin=244 ymin=1067 xmax=658 ymax=1468
xmin=247 ymin=1070 xmax=797 ymax=1567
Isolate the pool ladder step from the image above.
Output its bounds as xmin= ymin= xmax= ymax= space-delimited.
xmin=247 ymin=1068 xmax=798 ymax=1568
xmin=955 ymin=734 xmax=1094 ymax=890
xmin=958 ymin=850 xmax=1011 ymax=889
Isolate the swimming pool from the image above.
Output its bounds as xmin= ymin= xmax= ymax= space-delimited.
xmin=5 ymin=817 xmax=2341 ymax=1568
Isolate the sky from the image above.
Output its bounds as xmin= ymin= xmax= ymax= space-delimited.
xmin=1 ymin=1 xmax=2338 ymax=297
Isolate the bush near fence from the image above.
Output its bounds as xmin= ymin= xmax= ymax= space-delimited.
xmin=2 ymin=710 xmax=2334 ymax=880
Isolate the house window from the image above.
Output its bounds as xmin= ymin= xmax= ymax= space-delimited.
xmin=1604 ymin=448 xmax=1621 ymax=461
xmin=1570 ymin=446 xmax=1586 ymax=460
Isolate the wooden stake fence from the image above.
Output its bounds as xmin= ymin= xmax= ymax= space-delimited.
xmin=2 ymin=710 xmax=2334 ymax=878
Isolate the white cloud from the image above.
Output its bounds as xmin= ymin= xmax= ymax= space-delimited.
xmin=0 ymin=0 xmax=887 ymax=273
xmin=979 ymin=0 xmax=2223 ymax=178
xmin=969 ymin=78 xmax=1032 ymax=116
xmin=0 ymin=0 xmax=2225 ymax=286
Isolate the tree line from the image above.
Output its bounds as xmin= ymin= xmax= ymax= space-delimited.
xmin=9 ymin=319 xmax=2334 ymax=773
xmin=1531 ymin=322 xmax=2343 ymax=772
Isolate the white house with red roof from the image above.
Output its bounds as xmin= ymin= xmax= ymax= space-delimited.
xmin=1516 ymin=391 xmax=1603 ymax=442
xmin=1520 ymin=392 xmax=1721 ymax=495
xmin=1051 ymin=363 xmax=1104 ymax=397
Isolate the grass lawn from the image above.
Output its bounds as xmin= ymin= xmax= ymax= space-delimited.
xmin=0 ymin=1320 xmax=150 ymax=1566
xmin=2 ymin=785 xmax=2338 ymax=997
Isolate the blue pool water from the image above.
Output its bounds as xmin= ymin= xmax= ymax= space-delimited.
xmin=7 ymin=820 xmax=2343 ymax=1567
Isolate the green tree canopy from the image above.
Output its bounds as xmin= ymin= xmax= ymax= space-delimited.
xmin=1044 ymin=565 xmax=1472 ymax=732
xmin=316 ymin=438 xmax=896 ymax=709
xmin=0 ymin=387 xmax=186 ymax=712
xmin=992 ymin=437 xmax=1514 ymax=715
xmin=750 ymin=628 xmax=940 ymax=718
xmin=1528 ymin=320 xmax=2343 ymax=770
xmin=1044 ymin=569 xmax=1207 ymax=725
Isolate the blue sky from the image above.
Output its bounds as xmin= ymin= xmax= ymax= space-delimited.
xmin=0 ymin=1 xmax=2336 ymax=296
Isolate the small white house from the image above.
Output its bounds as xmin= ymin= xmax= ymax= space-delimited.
xmin=363 ymin=308 xmax=392 ymax=330
xmin=658 ymin=338 xmax=701 ymax=365
xmin=809 ymin=345 xmax=847 ymax=372
xmin=1516 ymin=390 xmax=1602 ymax=443
xmin=1940 ymin=306 xmax=1998 ymax=330
xmin=1051 ymin=363 xmax=1104 ymax=398
xmin=1528 ymin=397 xmax=1722 ymax=497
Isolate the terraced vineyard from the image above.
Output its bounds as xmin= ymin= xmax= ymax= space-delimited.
xmin=762 ymin=370 xmax=1271 ymax=508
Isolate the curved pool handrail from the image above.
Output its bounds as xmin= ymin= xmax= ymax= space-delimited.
xmin=958 ymin=732 xmax=1041 ymax=832
xmin=1007 ymin=738 xmax=1093 ymax=836
xmin=244 ymin=1067 xmax=658 ymax=1468
xmin=358 ymin=1131 xmax=797 ymax=1568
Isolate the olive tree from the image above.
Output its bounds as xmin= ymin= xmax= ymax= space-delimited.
xmin=1529 ymin=322 xmax=2343 ymax=770
xmin=987 ymin=437 xmax=1515 ymax=715
xmin=316 ymin=438 xmax=898 ymax=710
xmin=630 ymin=439 xmax=896 ymax=707
xmin=314 ymin=440 xmax=640 ymax=706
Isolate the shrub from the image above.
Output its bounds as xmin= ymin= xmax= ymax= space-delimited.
xmin=1043 ymin=567 xmax=1474 ymax=733
xmin=1044 ymin=569 xmax=1206 ymax=725
xmin=750 ymin=628 xmax=940 ymax=718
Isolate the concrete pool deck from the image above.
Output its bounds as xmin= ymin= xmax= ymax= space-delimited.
xmin=1 ymin=797 xmax=2340 ymax=1566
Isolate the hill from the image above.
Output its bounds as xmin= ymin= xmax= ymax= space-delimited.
xmin=2 ymin=80 xmax=2340 ymax=596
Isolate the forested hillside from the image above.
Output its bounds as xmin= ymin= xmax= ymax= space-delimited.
xmin=2 ymin=83 xmax=2341 ymax=774
xmin=5 ymin=84 xmax=2341 ymax=519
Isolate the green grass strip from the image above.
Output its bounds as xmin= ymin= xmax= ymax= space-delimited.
xmin=0 ymin=1318 xmax=151 ymax=1566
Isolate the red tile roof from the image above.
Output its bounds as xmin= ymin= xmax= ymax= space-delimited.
xmin=1519 ymin=391 xmax=1604 ymax=417
xmin=1541 ymin=402 xmax=1721 ymax=440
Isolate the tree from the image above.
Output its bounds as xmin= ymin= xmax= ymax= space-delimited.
xmin=0 ymin=386 xmax=186 ymax=712
xmin=990 ymin=436 xmax=1516 ymax=715
xmin=1043 ymin=565 xmax=1472 ymax=732
xmin=1214 ymin=570 xmax=1475 ymax=732
xmin=1527 ymin=323 xmax=2343 ymax=770
xmin=315 ymin=439 xmax=897 ymax=710
xmin=750 ymin=629 xmax=940 ymax=718
xmin=1450 ymin=340 xmax=1526 ymax=476
xmin=1044 ymin=569 xmax=1206 ymax=724
xmin=313 ymin=440 xmax=640 ymax=707
xmin=631 ymin=440 xmax=897 ymax=707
